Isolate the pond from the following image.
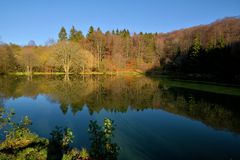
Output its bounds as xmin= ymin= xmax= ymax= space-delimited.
xmin=0 ymin=75 xmax=240 ymax=160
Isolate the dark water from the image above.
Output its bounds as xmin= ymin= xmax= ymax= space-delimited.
xmin=1 ymin=75 xmax=240 ymax=160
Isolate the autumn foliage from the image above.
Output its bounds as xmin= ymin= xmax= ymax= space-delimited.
xmin=0 ymin=17 xmax=240 ymax=80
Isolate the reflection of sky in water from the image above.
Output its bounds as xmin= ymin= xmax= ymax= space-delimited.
xmin=4 ymin=94 xmax=240 ymax=160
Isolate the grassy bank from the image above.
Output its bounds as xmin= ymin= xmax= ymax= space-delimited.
xmin=9 ymin=72 xmax=66 ymax=75
xmin=8 ymin=71 xmax=144 ymax=76
xmin=155 ymin=77 xmax=240 ymax=96
xmin=148 ymin=72 xmax=240 ymax=84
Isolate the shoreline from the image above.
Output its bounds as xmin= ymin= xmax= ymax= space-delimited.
xmin=7 ymin=71 xmax=144 ymax=76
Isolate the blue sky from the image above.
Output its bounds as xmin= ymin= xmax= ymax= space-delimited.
xmin=0 ymin=0 xmax=239 ymax=45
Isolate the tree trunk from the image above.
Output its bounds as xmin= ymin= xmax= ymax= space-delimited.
xmin=26 ymin=66 xmax=30 ymax=74
xmin=30 ymin=66 xmax=32 ymax=74
xmin=26 ymin=65 xmax=33 ymax=74
xmin=82 ymin=65 xmax=85 ymax=73
xmin=64 ymin=64 xmax=70 ymax=75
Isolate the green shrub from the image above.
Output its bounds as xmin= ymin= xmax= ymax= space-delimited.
xmin=0 ymin=108 xmax=119 ymax=160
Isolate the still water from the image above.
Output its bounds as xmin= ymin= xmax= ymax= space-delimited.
xmin=0 ymin=75 xmax=240 ymax=160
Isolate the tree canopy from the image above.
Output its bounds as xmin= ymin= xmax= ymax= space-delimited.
xmin=0 ymin=17 xmax=240 ymax=82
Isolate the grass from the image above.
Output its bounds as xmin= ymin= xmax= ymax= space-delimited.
xmin=158 ymin=78 xmax=240 ymax=96
xmin=9 ymin=72 xmax=66 ymax=75
xmin=9 ymin=71 xmax=144 ymax=76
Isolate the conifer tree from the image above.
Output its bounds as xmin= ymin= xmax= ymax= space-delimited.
xmin=216 ymin=35 xmax=225 ymax=49
xmin=87 ymin=26 xmax=94 ymax=38
xmin=191 ymin=34 xmax=201 ymax=57
xmin=69 ymin=26 xmax=84 ymax=42
xmin=69 ymin=26 xmax=77 ymax=41
xmin=58 ymin=27 xmax=67 ymax=41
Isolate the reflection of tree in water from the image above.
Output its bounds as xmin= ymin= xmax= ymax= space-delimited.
xmin=85 ymin=76 xmax=161 ymax=113
xmin=0 ymin=75 xmax=240 ymax=133
xmin=0 ymin=108 xmax=120 ymax=160
xmin=158 ymin=86 xmax=240 ymax=133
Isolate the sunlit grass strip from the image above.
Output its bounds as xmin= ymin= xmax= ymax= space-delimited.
xmin=33 ymin=72 xmax=66 ymax=75
xmin=9 ymin=71 xmax=144 ymax=76
xmin=9 ymin=72 xmax=66 ymax=75
xmin=10 ymin=71 xmax=144 ymax=75
xmin=79 ymin=71 xmax=144 ymax=75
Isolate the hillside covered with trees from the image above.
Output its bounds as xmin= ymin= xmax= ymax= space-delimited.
xmin=0 ymin=17 xmax=240 ymax=81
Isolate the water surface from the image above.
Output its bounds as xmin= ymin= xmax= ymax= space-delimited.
xmin=0 ymin=75 xmax=240 ymax=160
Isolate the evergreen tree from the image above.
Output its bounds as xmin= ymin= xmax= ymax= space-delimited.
xmin=190 ymin=34 xmax=201 ymax=57
xmin=112 ymin=30 xmax=115 ymax=35
xmin=97 ymin=27 xmax=102 ymax=33
xmin=116 ymin=29 xmax=119 ymax=35
xmin=69 ymin=26 xmax=84 ymax=42
xmin=206 ymin=40 xmax=215 ymax=52
xmin=58 ymin=27 xmax=67 ymax=41
xmin=75 ymin=31 xmax=84 ymax=41
xmin=87 ymin=26 xmax=94 ymax=38
xmin=69 ymin=26 xmax=77 ymax=41
xmin=121 ymin=29 xmax=130 ymax=38
xmin=216 ymin=35 xmax=225 ymax=49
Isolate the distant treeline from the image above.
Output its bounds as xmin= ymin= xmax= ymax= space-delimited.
xmin=0 ymin=17 xmax=240 ymax=79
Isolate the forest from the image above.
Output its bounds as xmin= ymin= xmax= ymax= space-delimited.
xmin=0 ymin=17 xmax=240 ymax=81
